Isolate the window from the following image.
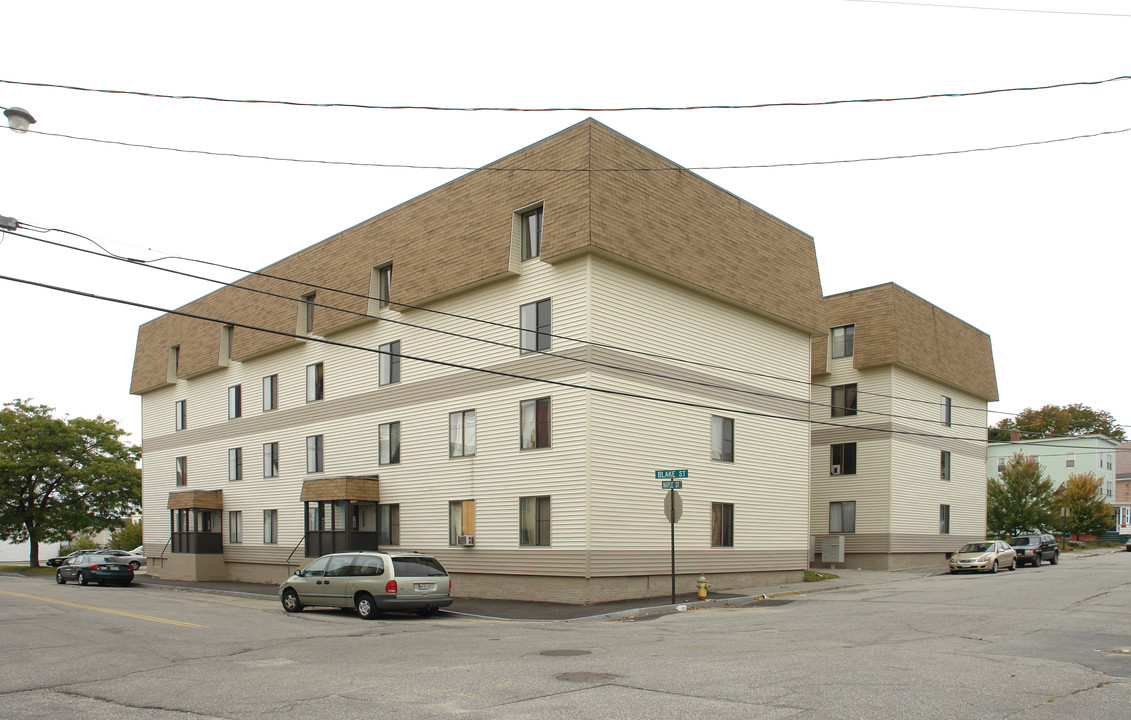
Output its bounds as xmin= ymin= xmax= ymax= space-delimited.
xmin=263 ymin=509 xmax=278 ymax=544
xmin=519 ymin=496 xmax=551 ymax=546
xmin=831 ymin=384 xmax=857 ymax=417
xmin=519 ymin=298 xmax=551 ymax=352
xmin=379 ymin=341 xmax=401 ymax=385
xmin=520 ymin=206 xmax=543 ymax=260
xmin=711 ymin=503 xmax=734 ymax=547
xmin=829 ymin=501 xmax=856 ymax=533
xmin=229 ymin=511 xmax=243 ymax=544
xmin=263 ymin=374 xmax=278 ymax=411
xmin=175 ymin=456 xmax=187 ymax=487
xmin=220 ymin=325 xmax=234 ymax=365
xmin=520 ymin=397 xmax=551 ymax=449
xmin=301 ymin=292 xmax=315 ymax=334
xmin=378 ymin=504 xmax=400 ymax=545
xmin=168 ymin=345 xmax=180 ymax=382
xmin=306 ymin=362 xmax=324 ymax=402
xmin=831 ymin=324 xmax=854 ymax=358
xmin=941 ymin=396 xmax=952 ymax=427
xmin=228 ymin=385 xmax=242 ymax=420
xmin=711 ymin=416 xmax=734 ymax=462
xmin=449 ymin=409 xmax=476 ymax=457
xmin=939 ymin=504 xmax=951 ymax=534
xmin=1065 ymin=453 xmax=1075 ymax=468
xmin=263 ymin=442 xmax=279 ymax=478
xmin=377 ymin=263 xmax=392 ymax=309
xmin=996 ymin=456 xmax=1006 ymax=473
xmin=174 ymin=400 xmax=187 ymax=431
xmin=449 ymin=500 xmax=475 ymax=545
xmin=831 ymin=443 xmax=857 ymax=475
xmin=379 ymin=422 xmax=400 ymax=465
xmin=228 ymin=447 xmax=243 ymax=481
xmin=940 ymin=451 xmax=951 ymax=481
xmin=306 ymin=435 xmax=324 ymax=473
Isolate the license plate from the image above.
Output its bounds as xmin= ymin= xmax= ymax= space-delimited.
xmin=108 ymin=565 xmax=126 ymax=571
xmin=415 ymin=583 xmax=435 ymax=592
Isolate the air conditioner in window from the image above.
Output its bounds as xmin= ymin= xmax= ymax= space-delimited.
xmin=456 ymin=534 xmax=475 ymax=546
xmin=831 ymin=465 xmax=842 ymax=475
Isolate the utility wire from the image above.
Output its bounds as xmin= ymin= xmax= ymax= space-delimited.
xmin=3 ymin=75 xmax=1128 ymax=112
xmin=844 ymin=0 xmax=1131 ymax=18
xmin=19 ymin=221 xmax=1004 ymax=420
xmin=0 ymin=271 xmax=998 ymax=445
xmin=9 ymin=227 xmax=1002 ymax=432
xmin=23 ymin=125 xmax=1131 ymax=171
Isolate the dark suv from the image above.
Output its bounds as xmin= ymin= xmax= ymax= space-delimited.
xmin=1009 ymin=534 xmax=1059 ymax=567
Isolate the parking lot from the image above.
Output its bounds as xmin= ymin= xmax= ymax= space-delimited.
xmin=1 ymin=551 xmax=1128 ymax=719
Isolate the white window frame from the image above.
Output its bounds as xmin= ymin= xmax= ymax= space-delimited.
xmin=228 ymin=384 xmax=242 ymax=420
xmin=830 ymin=501 xmax=856 ymax=533
xmin=520 ymin=206 xmax=543 ymax=261
xmin=831 ymin=324 xmax=854 ymax=359
xmin=449 ymin=409 xmax=476 ymax=458
xmin=174 ymin=399 xmax=187 ymax=431
xmin=228 ymin=447 xmax=243 ymax=481
xmin=379 ymin=422 xmax=400 ymax=465
xmin=263 ymin=442 xmax=279 ymax=478
xmin=263 ymin=509 xmax=278 ymax=544
xmin=519 ymin=298 xmax=552 ymax=353
xmin=229 ymin=511 xmax=243 ymax=544
xmin=306 ymin=362 xmax=324 ymax=402
xmin=519 ymin=496 xmax=551 ymax=546
xmin=379 ymin=341 xmax=401 ymax=385
xmin=306 ymin=435 xmax=324 ymax=473
xmin=711 ymin=416 xmax=734 ymax=462
xmin=520 ymin=397 xmax=551 ymax=450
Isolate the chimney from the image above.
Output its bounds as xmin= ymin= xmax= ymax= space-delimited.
xmin=1010 ymin=431 xmax=1020 ymax=442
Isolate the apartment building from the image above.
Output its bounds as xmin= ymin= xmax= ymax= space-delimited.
xmin=130 ymin=119 xmax=828 ymax=603
xmin=809 ymin=284 xmax=997 ymax=570
xmin=987 ymin=435 xmax=1119 ymax=500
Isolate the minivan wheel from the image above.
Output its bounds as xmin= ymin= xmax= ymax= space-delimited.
xmin=1049 ymin=552 xmax=1059 ymax=565
xmin=356 ymin=593 xmax=378 ymax=620
xmin=281 ymin=588 xmax=304 ymax=613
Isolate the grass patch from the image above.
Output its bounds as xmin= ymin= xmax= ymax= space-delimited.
xmin=804 ymin=570 xmax=838 ymax=582
xmin=0 ymin=565 xmax=57 ymax=574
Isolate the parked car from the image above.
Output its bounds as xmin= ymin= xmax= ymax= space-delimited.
xmin=279 ymin=551 xmax=452 ymax=619
xmin=97 ymin=548 xmax=147 ymax=570
xmin=1009 ymin=534 xmax=1059 ymax=567
xmin=948 ymin=541 xmax=1016 ymax=574
xmin=45 ymin=549 xmax=101 ymax=567
xmin=55 ymin=554 xmax=135 ymax=586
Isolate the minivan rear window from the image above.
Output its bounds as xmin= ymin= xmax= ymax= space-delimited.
xmin=393 ymin=557 xmax=447 ymax=577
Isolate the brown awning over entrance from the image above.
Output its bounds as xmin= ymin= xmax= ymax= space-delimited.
xmin=167 ymin=489 xmax=224 ymax=510
xmin=300 ymin=475 xmax=380 ymax=503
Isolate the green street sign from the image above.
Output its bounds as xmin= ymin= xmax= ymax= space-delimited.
xmin=655 ymin=469 xmax=688 ymax=480
xmin=661 ymin=480 xmax=683 ymax=490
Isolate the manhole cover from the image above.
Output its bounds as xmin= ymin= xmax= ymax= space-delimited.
xmin=540 ymin=649 xmax=591 ymax=656
xmin=556 ymin=672 xmax=619 ymax=683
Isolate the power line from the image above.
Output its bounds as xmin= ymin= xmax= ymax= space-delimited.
xmin=844 ymin=0 xmax=1131 ymax=18
xmin=24 ymin=124 xmax=1131 ymax=171
xmin=0 ymin=271 xmax=997 ymax=446
xmin=2 ymin=75 xmax=1127 ymax=112
xmin=9 ymin=226 xmax=999 ymax=433
xmin=17 ymin=221 xmax=1007 ymax=421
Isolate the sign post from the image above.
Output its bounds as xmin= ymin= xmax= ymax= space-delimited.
xmin=657 ymin=470 xmax=688 ymax=604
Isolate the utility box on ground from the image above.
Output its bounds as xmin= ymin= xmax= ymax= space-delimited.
xmin=822 ymin=535 xmax=845 ymax=564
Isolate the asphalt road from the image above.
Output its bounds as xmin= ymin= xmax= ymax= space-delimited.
xmin=1 ymin=552 xmax=1128 ymax=719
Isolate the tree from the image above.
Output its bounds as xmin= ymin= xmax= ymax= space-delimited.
xmin=1056 ymin=472 xmax=1114 ymax=540
xmin=0 ymin=400 xmax=141 ymax=567
xmin=986 ymin=452 xmax=1057 ymax=537
xmin=110 ymin=519 xmax=143 ymax=550
xmin=990 ymin=403 xmax=1125 ymax=442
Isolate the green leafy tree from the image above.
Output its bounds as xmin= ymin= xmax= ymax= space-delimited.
xmin=1057 ymin=472 xmax=1114 ymax=540
xmin=110 ymin=519 xmax=143 ymax=550
xmin=991 ymin=403 xmax=1125 ymax=442
xmin=0 ymin=400 xmax=141 ymax=567
xmin=986 ymin=452 xmax=1056 ymax=536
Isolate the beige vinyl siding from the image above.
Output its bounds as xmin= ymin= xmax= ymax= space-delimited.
xmin=888 ymin=368 xmax=987 ymax=548
xmin=809 ymin=363 xmax=895 ymax=544
xmin=587 ymin=257 xmax=812 ymax=574
xmin=141 ymin=256 xmax=594 ymax=571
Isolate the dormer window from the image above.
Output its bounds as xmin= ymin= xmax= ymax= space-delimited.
xmin=520 ymin=206 xmax=543 ymax=260
xmin=831 ymin=325 xmax=854 ymax=358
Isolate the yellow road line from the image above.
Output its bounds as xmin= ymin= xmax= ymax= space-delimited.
xmin=0 ymin=590 xmax=209 ymax=628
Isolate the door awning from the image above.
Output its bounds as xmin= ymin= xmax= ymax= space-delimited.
xmin=300 ymin=475 xmax=380 ymax=503
xmin=167 ymin=489 xmax=224 ymax=510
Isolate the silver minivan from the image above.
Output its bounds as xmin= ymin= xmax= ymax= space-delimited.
xmin=280 ymin=551 xmax=452 ymax=619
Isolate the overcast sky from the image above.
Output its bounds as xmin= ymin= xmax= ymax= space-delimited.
xmin=1 ymin=0 xmax=1128 ymax=444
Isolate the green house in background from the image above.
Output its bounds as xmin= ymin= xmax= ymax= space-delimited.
xmin=987 ymin=434 xmax=1118 ymax=500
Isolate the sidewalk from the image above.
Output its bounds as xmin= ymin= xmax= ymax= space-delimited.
xmin=132 ymin=566 xmax=932 ymax=621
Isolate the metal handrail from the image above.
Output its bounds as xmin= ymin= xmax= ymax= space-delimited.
xmin=285 ymin=532 xmax=307 ymax=576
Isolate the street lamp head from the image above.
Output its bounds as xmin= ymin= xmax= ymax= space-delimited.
xmin=4 ymin=107 xmax=36 ymax=134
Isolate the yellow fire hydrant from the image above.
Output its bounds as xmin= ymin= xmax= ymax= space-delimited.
xmin=696 ymin=574 xmax=708 ymax=600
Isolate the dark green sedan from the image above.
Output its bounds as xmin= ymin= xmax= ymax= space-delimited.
xmin=55 ymin=554 xmax=134 ymax=587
